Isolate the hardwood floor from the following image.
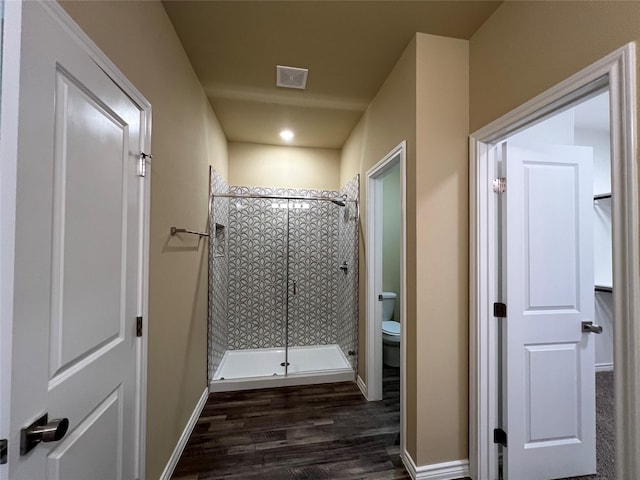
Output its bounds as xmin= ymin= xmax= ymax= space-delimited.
xmin=172 ymin=367 xmax=409 ymax=479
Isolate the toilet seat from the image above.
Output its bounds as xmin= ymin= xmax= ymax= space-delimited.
xmin=382 ymin=320 xmax=400 ymax=336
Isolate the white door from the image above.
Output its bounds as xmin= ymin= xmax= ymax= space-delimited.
xmin=7 ymin=2 xmax=145 ymax=479
xmin=503 ymin=143 xmax=596 ymax=479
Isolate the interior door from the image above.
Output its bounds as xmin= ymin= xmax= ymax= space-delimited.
xmin=8 ymin=2 xmax=143 ymax=478
xmin=503 ymin=143 xmax=596 ymax=479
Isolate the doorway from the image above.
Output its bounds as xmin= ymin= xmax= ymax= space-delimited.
xmin=365 ymin=141 xmax=407 ymax=453
xmin=495 ymin=91 xmax=612 ymax=479
xmin=469 ymin=44 xmax=639 ymax=480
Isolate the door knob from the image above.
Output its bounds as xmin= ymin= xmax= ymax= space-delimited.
xmin=582 ymin=321 xmax=603 ymax=334
xmin=20 ymin=413 xmax=69 ymax=455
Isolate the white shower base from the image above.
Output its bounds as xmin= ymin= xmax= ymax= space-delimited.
xmin=210 ymin=344 xmax=354 ymax=392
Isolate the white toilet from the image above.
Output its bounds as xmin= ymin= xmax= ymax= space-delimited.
xmin=381 ymin=292 xmax=400 ymax=367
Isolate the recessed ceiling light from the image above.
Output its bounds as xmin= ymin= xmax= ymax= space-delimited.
xmin=280 ymin=129 xmax=294 ymax=142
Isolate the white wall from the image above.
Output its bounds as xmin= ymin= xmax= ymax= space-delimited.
xmin=509 ymin=108 xmax=575 ymax=145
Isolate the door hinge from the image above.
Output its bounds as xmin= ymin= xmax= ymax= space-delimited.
xmin=494 ymin=302 xmax=507 ymax=318
xmin=493 ymin=177 xmax=506 ymax=194
xmin=136 ymin=316 xmax=143 ymax=337
xmin=493 ymin=428 xmax=507 ymax=447
xmin=138 ymin=153 xmax=152 ymax=177
xmin=0 ymin=438 xmax=7 ymax=464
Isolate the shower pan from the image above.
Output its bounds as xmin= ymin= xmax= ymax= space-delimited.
xmin=207 ymin=173 xmax=359 ymax=392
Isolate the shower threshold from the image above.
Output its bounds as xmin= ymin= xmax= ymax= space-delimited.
xmin=210 ymin=344 xmax=354 ymax=392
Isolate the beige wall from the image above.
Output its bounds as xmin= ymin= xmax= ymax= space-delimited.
xmin=414 ymin=32 xmax=469 ymax=466
xmin=470 ymin=1 xmax=640 ymax=132
xmin=229 ymin=142 xmax=340 ymax=190
xmin=59 ymin=2 xmax=228 ymax=479
xmin=341 ymin=33 xmax=469 ymax=467
xmin=340 ymin=38 xmax=417 ymax=413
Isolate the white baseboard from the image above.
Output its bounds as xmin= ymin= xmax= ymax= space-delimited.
xmin=159 ymin=387 xmax=209 ymax=480
xmin=401 ymin=449 xmax=470 ymax=480
xmin=356 ymin=374 xmax=368 ymax=399
xmin=596 ymin=362 xmax=614 ymax=372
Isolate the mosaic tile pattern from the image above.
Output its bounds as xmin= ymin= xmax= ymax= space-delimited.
xmin=227 ymin=196 xmax=288 ymax=349
xmin=227 ymin=186 xmax=339 ymax=349
xmin=208 ymin=169 xmax=230 ymax=380
xmin=337 ymin=175 xmax=360 ymax=369
xmin=287 ymin=201 xmax=339 ymax=347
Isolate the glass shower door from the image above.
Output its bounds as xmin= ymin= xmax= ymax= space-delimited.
xmin=224 ymin=197 xmax=288 ymax=378
xmin=285 ymin=197 xmax=357 ymax=375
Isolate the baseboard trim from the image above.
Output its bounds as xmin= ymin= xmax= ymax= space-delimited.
xmin=356 ymin=375 xmax=368 ymax=399
xmin=159 ymin=387 xmax=209 ymax=480
xmin=401 ymin=450 xmax=470 ymax=480
xmin=596 ymin=362 xmax=614 ymax=372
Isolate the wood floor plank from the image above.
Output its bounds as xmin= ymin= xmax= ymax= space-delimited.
xmin=172 ymin=368 xmax=410 ymax=479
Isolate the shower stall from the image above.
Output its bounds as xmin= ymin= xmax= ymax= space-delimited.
xmin=208 ymin=169 xmax=359 ymax=392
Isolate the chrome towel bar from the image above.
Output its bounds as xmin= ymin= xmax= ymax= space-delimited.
xmin=170 ymin=226 xmax=209 ymax=238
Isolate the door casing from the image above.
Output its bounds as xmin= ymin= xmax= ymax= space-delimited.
xmin=469 ymin=43 xmax=639 ymax=480
xmin=0 ymin=2 xmax=151 ymax=478
xmin=364 ymin=141 xmax=407 ymax=456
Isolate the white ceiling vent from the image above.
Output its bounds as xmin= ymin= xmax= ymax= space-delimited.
xmin=276 ymin=65 xmax=308 ymax=89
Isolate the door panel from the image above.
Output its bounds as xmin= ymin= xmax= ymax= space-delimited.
xmin=504 ymin=143 xmax=595 ymax=479
xmin=51 ymin=67 xmax=128 ymax=378
xmin=47 ymin=387 xmax=122 ymax=480
xmin=9 ymin=3 xmax=142 ymax=478
xmin=525 ymin=343 xmax=580 ymax=443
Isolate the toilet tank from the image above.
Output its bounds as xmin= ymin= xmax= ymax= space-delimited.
xmin=381 ymin=291 xmax=397 ymax=322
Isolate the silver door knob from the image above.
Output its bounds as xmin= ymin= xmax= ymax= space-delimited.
xmin=20 ymin=413 xmax=69 ymax=455
xmin=582 ymin=321 xmax=603 ymax=334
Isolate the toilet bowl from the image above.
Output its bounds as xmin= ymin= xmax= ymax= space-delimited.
xmin=380 ymin=292 xmax=400 ymax=367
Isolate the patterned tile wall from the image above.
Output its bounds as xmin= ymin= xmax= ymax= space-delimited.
xmin=208 ymin=169 xmax=229 ymax=380
xmin=337 ymin=175 xmax=360 ymax=369
xmin=227 ymin=195 xmax=288 ymax=349
xmin=287 ymin=200 xmax=339 ymax=347
xmin=227 ymin=186 xmax=339 ymax=349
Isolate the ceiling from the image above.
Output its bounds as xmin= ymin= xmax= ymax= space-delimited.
xmin=162 ymin=1 xmax=503 ymax=149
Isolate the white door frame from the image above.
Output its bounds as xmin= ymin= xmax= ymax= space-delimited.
xmin=469 ymin=43 xmax=639 ymax=480
xmin=0 ymin=2 xmax=21 ymax=479
xmin=0 ymin=2 xmax=152 ymax=478
xmin=365 ymin=140 xmax=407 ymax=443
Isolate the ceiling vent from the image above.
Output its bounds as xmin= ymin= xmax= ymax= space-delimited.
xmin=276 ymin=65 xmax=308 ymax=89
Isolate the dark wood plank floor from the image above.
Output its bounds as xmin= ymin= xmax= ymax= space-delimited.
xmin=172 ymin=367 xmax=409 ymax=479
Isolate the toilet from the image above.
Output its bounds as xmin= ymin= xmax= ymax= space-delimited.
xmin=381 ymin=292 xmax=400 ymax=367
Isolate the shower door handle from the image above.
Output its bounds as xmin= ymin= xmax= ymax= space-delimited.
xmin=293 ymin=281 xmax=297 ymax=295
